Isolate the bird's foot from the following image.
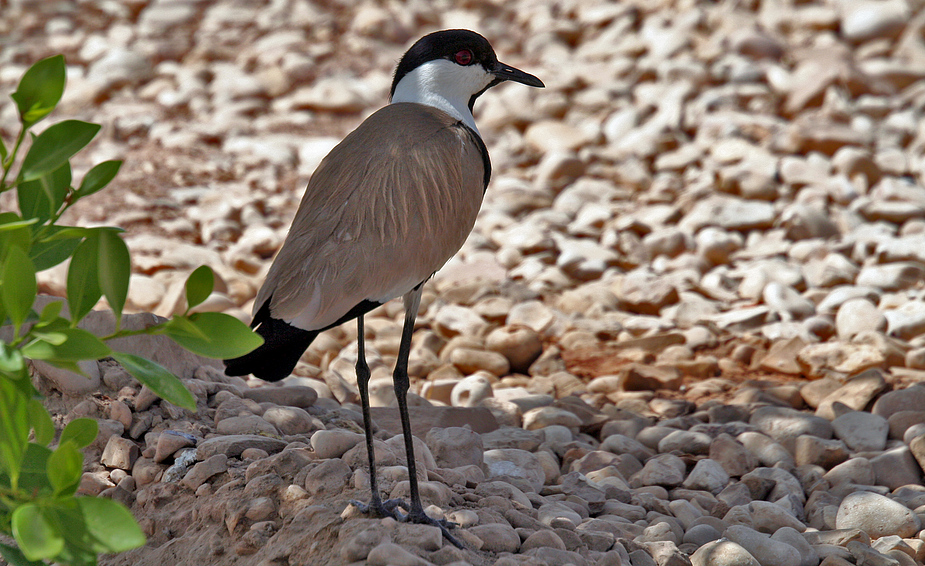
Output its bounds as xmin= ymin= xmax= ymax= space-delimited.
xmin=349 ymin=497 xmax=405 ymax=520
xmin=352 ymin=497 xmax=463 ymax=548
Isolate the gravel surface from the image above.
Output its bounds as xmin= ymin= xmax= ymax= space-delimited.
xmin=4 ymin=0 xmax=925 ymax=565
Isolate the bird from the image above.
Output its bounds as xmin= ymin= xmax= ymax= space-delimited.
xmin=224 ymin=29 xmax=543 ymax=547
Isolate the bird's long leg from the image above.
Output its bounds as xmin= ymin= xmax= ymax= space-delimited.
xmin=392 ymin=286 xmax=463 ymax=548
xmin=349 ymin=315 xmax=399 ymax=519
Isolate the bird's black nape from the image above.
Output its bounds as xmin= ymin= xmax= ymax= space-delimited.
xmin=390 ymin=29 xmax=498 ymax=99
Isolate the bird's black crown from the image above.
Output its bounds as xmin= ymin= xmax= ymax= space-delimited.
xmin=390 ymin=29 xmax=499 ymax=99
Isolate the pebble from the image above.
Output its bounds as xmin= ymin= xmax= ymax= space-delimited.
xmin=724 ymin=525 xmax=801 ymax=566
xmin=690 ymin=539 xmax=759 ymax=566
xmin=835 ymin=492 xmax=921 ymax=538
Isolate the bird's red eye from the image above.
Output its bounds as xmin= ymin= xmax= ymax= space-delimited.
xmin=454 ymin=49 xmax=473 ymax=65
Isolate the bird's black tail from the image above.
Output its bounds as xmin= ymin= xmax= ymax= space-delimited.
xmin=224 ymin=300 xmax=318 ymax=381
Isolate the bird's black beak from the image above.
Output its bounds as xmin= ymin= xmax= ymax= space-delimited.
xmin=493 ymin=62 xmax=545 ymax=88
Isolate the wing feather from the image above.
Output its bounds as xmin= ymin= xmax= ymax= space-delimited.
xmin=255 ymin=103 xmax=486 ymax=331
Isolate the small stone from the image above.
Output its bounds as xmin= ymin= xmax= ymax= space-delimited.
xmin=771 ymin=527 xmax=818 ymax=566
xmin=216 ymin=415 xmax=279 ymax=437
xmin=483 ymin=448 xmax=545 ymax=491
xmin=196 ymin=435 xmax=288 ymax=460
xmin=690 ymin=539 xmax=759 ymax=566
xmin=831 ymin=411 xmax=889 ymax=452
xmin=485 ymin=326 xmax=544 ymax=373
xmin=468 ymin=522 xmax=520 ymax=553
xmin=710 ymin=434 xmax=760 ymax=477
xmin=631 ymin=454 xmax=686 ymax=488
xmin=750 ymin=406 xmax=833 ymax=452
xmin=180 ymin=454 xmax=228 ymax=491
xmin=450 ymin=373 xmax=494 ymax=407
xmin=870 ymin=446 xmax=922 ymax=490
xmin=310 ymin=430 xmax=363 ymax=460
xmin=101 ymin=436 xmax=140 ymax=471
xmin=522 ymin=406 xmax=582 ymax=430
xmin=262 ymin=406 xmax=318 ymax=436
xmin=366 ymin=542 xmax=432 ymax=566
xmin=835 ymin=491 xmax=921 ymax=538
xmin=154 ymin=431 xmax=196 ymax=463
xmin=835 ymin=298 xmax=887 ymax=340
xmin=841 ymin=0 xmax=909 ymax=43
xmin=725 ymin=525 xmax=801 ymax=566
xmin=241 ymin=385 xmax=317 ymax=408
xmin=682 ymin=459 xmax=730 ymax=494
xmin=520 ymin=529 xmax=566 ymax=552
xmin=425 ymin=427 xmax=483 ymax=469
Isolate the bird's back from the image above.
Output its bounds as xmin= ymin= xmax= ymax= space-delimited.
xmin=257 ymin=103 xmax=488 ymax=331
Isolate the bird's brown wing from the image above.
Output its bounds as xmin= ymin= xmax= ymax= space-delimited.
xmin=255 ymin=103 xmax=486 ymax=331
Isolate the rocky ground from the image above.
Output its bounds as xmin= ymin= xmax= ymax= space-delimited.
xmin=3 ymin=0 xmax=925 ymax=564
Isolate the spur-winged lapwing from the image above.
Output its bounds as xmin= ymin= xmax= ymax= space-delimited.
xmin=225 ymin=29 xmax=543 ymax=546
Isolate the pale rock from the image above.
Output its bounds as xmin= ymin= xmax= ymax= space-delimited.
xmin=483 ymin=448 xmax=545 ymax=491
xmin=522 ymin=406 xmax=582 ymax=430
xmin=432 ymin=305 xmax=489 ymax=338
xmin=831 ymin=411 xmax=889 ymax=452
xmin=485 ymin=326 xmax=544 ymax=373
xmin=425 ymin=427 xmax=482 ymax=469
xmin=507 ymin=300 xmax=557 ymax=336
xmin=682 ymin=458 xmax=730 ymax=494
xmin=449 ymin=347 xmax=509 ymax=377
xmin=690 ymin=539 xmax=757 ymax=566
xmin=824 ymin=457 xmax=876 ymax=486
xmin=724 ymin=525 xmax=801 ymax=566
xmin=749 ymin=406 xmax=833 ymax=452
xmin=841 ymin=0 xmax=909 ymax=43
xmin=181 ymin=454 xmax=228 ymax=491
xmin=835 ymin=298 xmax=887 ymax=340
xmin=631 ymin=454 xmax=686 ymax=488
xmin=762 ymin=282 xmax=815 ymax=321
xmin=450 ymin=373 xmax=493 ymax=407
xmin=101 ymin=436 xmax=140 ymax=470
xmin=835 ymin=491 xmax=921 ymax=538
xmin=884 ymin=301 xmax=925 ymax=340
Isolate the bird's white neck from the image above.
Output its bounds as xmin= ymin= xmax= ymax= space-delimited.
xmin=390 ymin=59 xmax=493 ymax=135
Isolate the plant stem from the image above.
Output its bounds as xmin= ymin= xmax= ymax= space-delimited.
xmin=0 ymin=125 xmax=27 ymax=193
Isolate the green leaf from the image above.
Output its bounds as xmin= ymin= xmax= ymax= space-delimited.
xmin=0 ymin=342 xmax=26 ymax=373
xmin=17 ymin=161 xmax=70 ymax=223
xmin=0 ymin=136 xmax=7 ymax=163
xmin=77 ymin=496 xmax=146 ymax=553
xmin=28 ymin=398 xmax=55 ymax=445
xmin=10 ymin=54 xmax=66 ymax=128
xmin=98 ymin=230 xmax=130 ymax=322
xmin=66 ymin=233 xmax=101 ymax=323
xmin=38 ymin=299 xmax=63 ymax=323
xmin=76 ymin=160 xmax=122 ymax=198
xmin=21 ymin=327 xmax=111 ymax=362
xmin=0 ymin=378 xmax=29 ymax=485
xmin=20 ymin=120 xmax=100 ymax=182
xmin=185 ymin=265 xmax=214 ymax=311
xmin=31 ymin=229 xmax=82 ymax=271
xmin=166 ymin=311 xmax=264 ymax=359
xmin=59 ymin=417 xmax=98 ymax=449
xmin=112 ymin=352 xmax=196 ymax=411
xmin=11 ymin=504 xmax=63 ymax=562
xmin=47 ymin=441 xmax=83 ymax=496
xmin=0 ymin=212 xmax=38 ymax=231
xmin=18 ymin=443 xmax=53 ymax=496
xmin=164 ymin=315 xmax=210 ymax=341
xmin=0 ymin=542 xmax=45 ymax=566
xmin=1 ymin=245 xmax=36 ymax=333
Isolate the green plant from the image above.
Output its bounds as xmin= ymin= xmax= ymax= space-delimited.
xmin=0 ymin=55 xmax=264 ymax=565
